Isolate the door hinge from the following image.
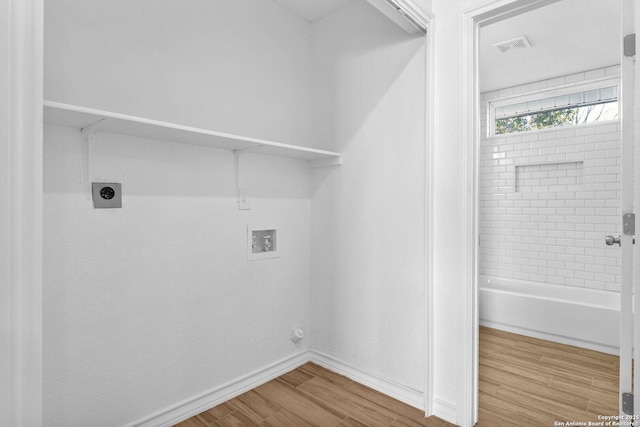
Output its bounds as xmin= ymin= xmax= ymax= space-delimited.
xmin=624 ymin=34 xmax=636 ymax=57
xmin=623 ymin=213 xmax=635 ymax=236
xmin=623 ymin=392 xmax=634 ymax=415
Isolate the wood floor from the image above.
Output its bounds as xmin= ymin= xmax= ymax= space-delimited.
xmin=176 ymin=327 xmax=619 ymax=427
xmin=174 ymin=362 xmax=454 ymax=427
xmin=477 ymin=326 xmax=619 ymax=427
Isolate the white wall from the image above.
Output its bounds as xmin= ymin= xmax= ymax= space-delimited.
xmin=310 ymin=0 xmax=427 ymax=396
xmin=44 ymin=0 xmax=432 ymax=423
xmin=0 ymin=1 xmax=10 ymax=423
xmin=44 ymin=127 xmax=312 ymax=426
xmin=44 ymin=0 xmax=312 ymax=147
xmin=43 ymin=1 xmax=313 ymax=425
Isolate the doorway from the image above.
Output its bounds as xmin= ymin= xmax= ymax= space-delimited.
xmin=463 ymin=0 xmax=631 ymax=425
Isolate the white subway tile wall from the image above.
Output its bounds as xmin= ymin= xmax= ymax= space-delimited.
xmin=479 ymin=66 xmax=621 ymax=292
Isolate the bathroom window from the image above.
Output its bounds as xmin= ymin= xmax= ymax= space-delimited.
xmin=489 ymin=80 xmax=619 ymax=136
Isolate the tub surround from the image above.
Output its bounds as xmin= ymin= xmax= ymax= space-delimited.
xmin=479 ymin=66 xmax=621 ymax=293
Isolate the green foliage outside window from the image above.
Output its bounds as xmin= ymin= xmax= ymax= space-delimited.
xmin=495 ymin=101 xmax=618 ymax=135
xmin=496 ymin=109 xmax=577 ymax=134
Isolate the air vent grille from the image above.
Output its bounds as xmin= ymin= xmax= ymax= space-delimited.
xmin=493 ymin=36 xmax=532 ymax=53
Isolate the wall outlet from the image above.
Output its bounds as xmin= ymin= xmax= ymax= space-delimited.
xmin=238 ymin=188 xmax=250 ymax=210
xmin=291 ymin=328 xmax=304 ymax=344
xmin=92 ymin=182 xmax=122 ymax=208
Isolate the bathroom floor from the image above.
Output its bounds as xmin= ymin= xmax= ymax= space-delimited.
xmin=174 ymin=362 xmax=453 ymax=427
xmin=476 ymin=326 xmax=619 ymax=426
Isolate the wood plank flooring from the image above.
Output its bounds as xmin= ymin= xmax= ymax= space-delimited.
xmin=174 ymin=362 xmax=454 ymax=427
xmin=176 ymin=327 xmax=619 ymax=427
xmin=477 ymin=326 xmax=619 ymax=427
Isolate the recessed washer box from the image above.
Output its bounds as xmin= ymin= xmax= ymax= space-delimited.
xmin=248 ymin=226 xmax=278 ymax=261
xmin=92 ymin=182 xmax=122 ymax=208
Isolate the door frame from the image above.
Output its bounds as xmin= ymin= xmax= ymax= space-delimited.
xmin=458 ymin=0 xmax=625 ymax=426
xmin=620 ymin=0 xmax=635 ymax=420
xmin=423 ymin=7 xmax=436 ymax=419
xmin=459 ymin=2 xmax=543 ymax=424
xmin=631 ymin=0 xmax=640 ymax=419
xmin=1 ymin=0 xmax=44 ymax=425
xmin=462 ymin=0 xmax=640 ymax=425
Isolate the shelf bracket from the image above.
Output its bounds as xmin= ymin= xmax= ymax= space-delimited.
xmin=232 ymin=149 xmax=251 ymax=210
xmin=80 ymin=118 xmax=107 ymax=201
xmin=308 ymin=156 xmax=344 ymax=168
xmin=234 ymin=144 xmax=265 ymax=155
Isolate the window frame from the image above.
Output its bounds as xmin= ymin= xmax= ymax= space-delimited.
xmin=487 ymin=76 xmax=620 ymax=138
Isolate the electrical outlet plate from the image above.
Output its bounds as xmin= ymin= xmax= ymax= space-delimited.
xmin=247 ymin=225 xmax=279 ymax=261
xmin=238 ymin=188 xmax=250 ymax=210
xmin=92 ymin=182 xmax=122 ymax=208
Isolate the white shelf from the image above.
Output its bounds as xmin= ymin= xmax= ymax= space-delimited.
xmin=43 ymin=101 xmax=343 ymax=165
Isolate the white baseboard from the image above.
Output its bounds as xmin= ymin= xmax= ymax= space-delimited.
xmin=125 ymin=351 xmax=311 ymax=427
xmin=480 ymin=320 xmax=618 ymax=355
xmin=125 ymin=350 xmax=427 ymax=427
xmin=309 ymin=350 xmax=424 ymax=410
xmin=432 ymin=396 xmax=457 ymax=424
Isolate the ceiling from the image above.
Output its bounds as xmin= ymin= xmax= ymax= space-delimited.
xmin=270 ymin=0 xmax=620 ymax=92
xmin=479 ymin=0 xmax=621 ymax=92
xmin=271 ymin=0 xmax=357 ymax=22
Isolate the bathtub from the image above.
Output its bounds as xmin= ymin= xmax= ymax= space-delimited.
xmin=479 ymin=275 xmax=620 ymax=355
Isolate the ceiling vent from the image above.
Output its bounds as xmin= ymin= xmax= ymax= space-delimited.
xmin=493 ymin=36 xmax=532 ymax=53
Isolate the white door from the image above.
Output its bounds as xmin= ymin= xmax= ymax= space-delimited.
xmin=620 ymin=0 xmax=636 ymax=423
